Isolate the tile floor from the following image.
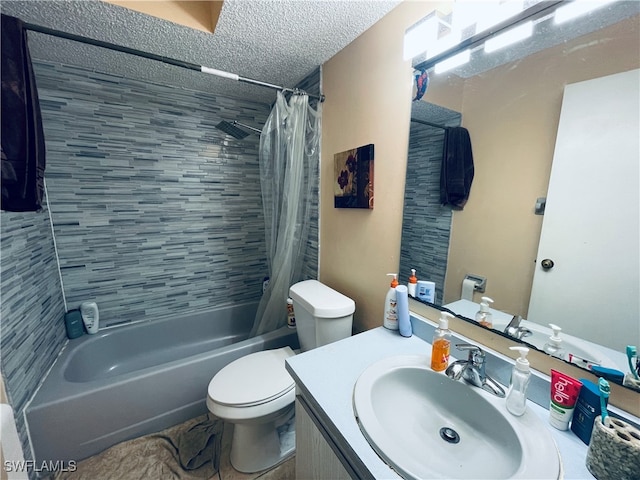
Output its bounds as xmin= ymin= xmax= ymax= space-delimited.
xmin=52 ymin=416 xmax=295 ymax=480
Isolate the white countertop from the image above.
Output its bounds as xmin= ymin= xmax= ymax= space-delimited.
xmin=286 ymin=316 xmax=597 ymax=479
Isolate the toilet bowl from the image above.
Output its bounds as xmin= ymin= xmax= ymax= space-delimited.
xmin=207 ymin=347 xmax=296 ymax=473
xmin=206 ymin=280 xmax=355 ymax=473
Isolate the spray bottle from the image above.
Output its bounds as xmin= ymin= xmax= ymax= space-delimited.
xmin=384 ymin=273 xmax=399 ymax=330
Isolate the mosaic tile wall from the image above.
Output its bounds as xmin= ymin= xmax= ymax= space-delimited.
xmin=33 ymin=61 xmax=321 ymax=328
xmin=399 ymin=114 xmax=461 ymax=304
xmin=0 ymin=198 xmax=68 ymax=463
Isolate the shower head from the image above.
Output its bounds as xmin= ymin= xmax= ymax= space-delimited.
xmin=215 ymin=120 xmax=251 ymax=140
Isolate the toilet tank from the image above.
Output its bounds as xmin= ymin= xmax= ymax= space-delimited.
xmin=289 ymin=280 xmax=355 ymax=352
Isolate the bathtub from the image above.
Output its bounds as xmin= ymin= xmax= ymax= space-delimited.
xmin=25 ymin=302 xmax=299 ymax=464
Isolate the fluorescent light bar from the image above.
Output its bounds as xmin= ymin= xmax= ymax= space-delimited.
xmin=554 ymin=0 xmax=615 ymax=24
xmin=434 ymin=50 xmax=471 ymax=74
xmin=484 ymin=21 xmax=533 ymax=53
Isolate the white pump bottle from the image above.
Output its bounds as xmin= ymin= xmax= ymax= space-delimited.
xmin=475 ymin=296 xmax=494 ymax=328
xmin=506 ymin=346 xmax=531 ymax=416
xmin=543 ymin=323 xmax=565 ymax=359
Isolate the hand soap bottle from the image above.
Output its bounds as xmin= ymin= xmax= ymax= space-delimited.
xmin=431 ymin=312 xmax=453 ymax=372
xmin=383 ymin=273 xmax=399 ymax=330
xmin=407 ymin=269 xmax=418 ymax=297
xmin=543 ymin=324 xmax=565 ymax=359
xmin=475 ymin=296 xmax=494 ymax=328
xmin=506 ymin=346 xmax=531 ymax=416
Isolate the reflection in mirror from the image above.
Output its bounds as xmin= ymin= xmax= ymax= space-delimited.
xmin=399 ymin=3 xmax=640 ymax=390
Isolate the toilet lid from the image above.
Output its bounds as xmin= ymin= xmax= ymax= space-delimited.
xmin=208 ymin=346 xmax=296 ymax=407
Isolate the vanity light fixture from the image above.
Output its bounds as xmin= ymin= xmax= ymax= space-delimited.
xmin=484 ymin=21 xmax=533 ymax=53
xmin=434 ymin=50 xmax=471 ymax=74
xmin=408 ymin=1 xmax=563 ymax=73
xmin=554 ymin=0 xmax=616 ymax=24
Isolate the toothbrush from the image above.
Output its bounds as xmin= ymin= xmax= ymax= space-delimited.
xmin=598 ymin=378 xmax=610 ymax=427
xmin=626 ymin=346 xmax=639 ymax=380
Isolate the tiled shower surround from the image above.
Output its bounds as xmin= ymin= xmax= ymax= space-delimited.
xmin=37 ymin=61 xmax=320 ymax=327
xmin=0 ymin=60 xmax=320 ymax=464
xmin=399 ymin=113 xmax=461 ymax=304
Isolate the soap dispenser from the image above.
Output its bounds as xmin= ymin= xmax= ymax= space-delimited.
xmin=407 ymin=269 xmax=418 ymax=297
xmin=431 ymin=312 xmax=453 ymax=372
xmin=543 ymin=324 xmax=565 ymax=359
xmin=475 ymin=297 xmax=494 ymax=328
xmin=506 ymin=346 xmax=531 ymax=416
xmin=383 ymin=273 xmax=399 ymax=330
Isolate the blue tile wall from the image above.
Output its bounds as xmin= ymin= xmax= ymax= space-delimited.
xmin=399 ymin=114 xmax=461 ymax=304
xmin=0 ymin=196 xmax=68 ymax=463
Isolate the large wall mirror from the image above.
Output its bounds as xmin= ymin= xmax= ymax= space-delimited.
xmin=400 ymin=1 xmax=640 ymax=391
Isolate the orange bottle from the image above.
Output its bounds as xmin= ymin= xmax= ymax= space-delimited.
xmin=431 ymin=312 xmax=453 ymax=372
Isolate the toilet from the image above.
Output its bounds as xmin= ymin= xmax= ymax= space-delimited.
xmin=206 ymin=280 xmax=355 ymax=473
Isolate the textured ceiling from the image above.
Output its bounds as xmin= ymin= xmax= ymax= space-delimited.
xmin=1 ymin=0 xmax=401 ymax=105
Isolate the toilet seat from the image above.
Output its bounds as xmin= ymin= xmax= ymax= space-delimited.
xmin=208 ymin=346 xmax=295 ymax=408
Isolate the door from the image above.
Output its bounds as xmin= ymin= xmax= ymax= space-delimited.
xmin=528 ymin=69 xmax=639 ymax=352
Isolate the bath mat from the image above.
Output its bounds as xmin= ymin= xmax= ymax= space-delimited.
xmin=53 ymin=414 xmax=222 ymax=480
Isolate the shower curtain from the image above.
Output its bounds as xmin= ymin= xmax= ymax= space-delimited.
xmin=250 ymin=91 xmax=320 ymax=336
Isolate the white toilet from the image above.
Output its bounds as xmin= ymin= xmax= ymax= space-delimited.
xmin=206 ymin=280 xmax=355 ymax=473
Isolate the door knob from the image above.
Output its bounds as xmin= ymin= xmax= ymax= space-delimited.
xmin=541 ymin=259 xmax=555 ymax=270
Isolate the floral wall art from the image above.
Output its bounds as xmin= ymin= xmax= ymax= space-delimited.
xmin=334 ymin=144 xmax=374 ymax=209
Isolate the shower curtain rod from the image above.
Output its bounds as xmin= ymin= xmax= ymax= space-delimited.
xmin=24 ymin=22 xmax=325 ymax=103
xmin=410 ymin=118 xmax=448 ymax=130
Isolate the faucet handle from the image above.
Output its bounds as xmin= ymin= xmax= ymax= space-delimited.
xmin=454 ymin=343 xmax=485 ymax=363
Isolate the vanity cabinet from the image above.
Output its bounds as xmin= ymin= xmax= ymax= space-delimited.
xmin=295 ymin=396 xmax=352 ymax=480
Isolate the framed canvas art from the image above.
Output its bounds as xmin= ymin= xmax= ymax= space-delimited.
xmin=334 ymin=144 xmax=374 ymax=209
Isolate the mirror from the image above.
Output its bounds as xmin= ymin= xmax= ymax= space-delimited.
xmin=400 ymin=2 xmax=640 ymax=389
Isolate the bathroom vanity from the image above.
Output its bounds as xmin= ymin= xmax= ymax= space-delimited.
xmin=286 ymin=312 xmax=638 ymax=479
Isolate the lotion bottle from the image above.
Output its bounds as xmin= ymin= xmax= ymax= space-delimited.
xmin=80 ymin=301 xmax=100 ymax=334
xmin=383 ymin=273 xmax=399 ymax=330
xmin=431 ymin=312 xmax=453 ymax=372
xmin=506 ymin=346 xmax=531 ymax=416
xmin=407 ymin=269 xmax=418 ymax=297
xmin=475 ymin=296 xmax=494 ymax=328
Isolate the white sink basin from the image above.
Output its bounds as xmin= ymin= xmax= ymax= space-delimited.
xmin=353 ymin=355 xmax=560 ymax=479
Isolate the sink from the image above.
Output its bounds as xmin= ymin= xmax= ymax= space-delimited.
xmin=353 ymin=355 xmax=560 ymax=479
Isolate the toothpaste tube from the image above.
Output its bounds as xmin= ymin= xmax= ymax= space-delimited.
xmin=549 ymin=369 xmax=583 ymax=430
xmin=567 ymin=353 xmax=601 ymax=370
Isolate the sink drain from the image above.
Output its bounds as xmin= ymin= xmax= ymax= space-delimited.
xmin=439 ymin=427 xmax=460 ymax=444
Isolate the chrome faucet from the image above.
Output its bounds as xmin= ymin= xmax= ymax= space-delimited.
xmin=504 ymin=315 xmax=532 ymax=340
xmin=445 ymin=344 xmax=506 ymax=398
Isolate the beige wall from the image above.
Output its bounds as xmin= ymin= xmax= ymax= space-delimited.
xmin=321 ymin=5 xmax=639 ymax=329
xmin=320 ymin=1 xmax=446 ymax=333
xmin=103 ymin=1 xmax=222 ymax=33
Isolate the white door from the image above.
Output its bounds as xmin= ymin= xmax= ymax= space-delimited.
xmin=528 ymin=69 xmax=639 ymax=352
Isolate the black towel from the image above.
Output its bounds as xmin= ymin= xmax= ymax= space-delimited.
xmin=1 ymin=14 xmax=46 ymax=212
xmin=440 ymin=126 xmax=474 ymax=210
